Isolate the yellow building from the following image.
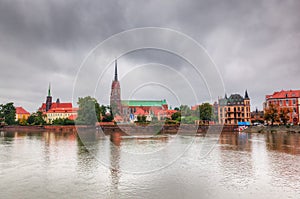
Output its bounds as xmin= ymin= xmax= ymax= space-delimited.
xmin=46 ymin=107 xmax=78 ymax=123
xmin=218 ymin=91 xmax=251 ymax=125
xmin=15 ymin=107 xmax=30 ymax=121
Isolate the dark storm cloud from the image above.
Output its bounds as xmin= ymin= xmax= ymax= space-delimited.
xmin=0 ymin=0 xmax=300 ymax=111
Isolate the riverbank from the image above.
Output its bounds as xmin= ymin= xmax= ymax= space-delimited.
xmin=1 ymin=124 xmax=238 ymax=134
xmin=244 ymin=125 xmax=300 ymax=133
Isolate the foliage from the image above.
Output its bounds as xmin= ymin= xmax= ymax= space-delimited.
xmin=0 ymin=102 xmax=16 ymax=125
xmin=181 ymin=116 xmax=199 ymax=124
xmin=76 ymin=96 xmax=100 ymax=125
xmin=171 ymin=111 xmax=181 ymax=122
xmin=264 ymin=104 xmax=280 ymax=126
xmin=18 ymin=117 xmax=27 ymax=125
xmin=180 ymin=105 xmax=192 ymax=117
xmin=52 ymin=118 xmax=75 ymax=125
xmin=27 ymin=111 xmax=46 ymax=125
xmin=198 ymin=103 xmax=214 ymax=121
xmin=279 ymin=107 xmax=291 ymax=125
xmin=136 ymin=115 xmax=147 ymax=123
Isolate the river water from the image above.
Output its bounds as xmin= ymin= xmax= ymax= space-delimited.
xmin=0 ymin=131 xmax=300 ymax=199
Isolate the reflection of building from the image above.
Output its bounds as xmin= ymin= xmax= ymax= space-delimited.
xmin=15 ymin=107 xmax=30 ymax=121
xmin=39 ymin=85 xmax=78 ymax=123
xmin=264 ymin=90 xmax=300 ymax=124
xmin=218 ymin=91 xmax=251 ymax=125
xmin=109 ymin=60 xmax=172 ymax=123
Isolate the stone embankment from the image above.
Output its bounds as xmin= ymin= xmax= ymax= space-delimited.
xmin=244 ymin=125 xmax=300 ymax=133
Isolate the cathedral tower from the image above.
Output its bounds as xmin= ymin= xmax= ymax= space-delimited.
xmin=46 ymin=83 xmax=52 ymax=112
xmin=110 ymin=60 xmax=121 ymax=116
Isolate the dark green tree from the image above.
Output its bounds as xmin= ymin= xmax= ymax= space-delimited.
xmin=27 ymin=111 xmax=46 ymax=125
xmin=171 ymin=111 xmax=181 ymax=122
xmin=0 ymin=102 xmax=16 ymax=125
xmin=198 ymin=103 xmax=214 ymax=121
xmin=76 ymin=96 xmax=100 ymax=125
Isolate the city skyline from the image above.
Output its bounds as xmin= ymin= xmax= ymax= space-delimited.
xmin=1 ymin=0 xmax=300 ymax=112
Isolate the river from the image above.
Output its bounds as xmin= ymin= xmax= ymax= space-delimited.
xmin=0 ymin=131 xmax=300 ymax=199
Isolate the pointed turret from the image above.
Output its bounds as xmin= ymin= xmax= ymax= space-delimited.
xmin=48 ymin=83 xmax=51 ymax=96
xmin=114 ymin=59 xmax=118 ymax=81
xmin=225 ymin=93 xmax=228 ymax=99
xmin=46 ymin=83 xmax=52 ymax=112
xmin=245 ymin=90 xmax=249 ymax=99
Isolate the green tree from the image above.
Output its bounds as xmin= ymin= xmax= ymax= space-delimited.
xmin=171 ymin=111 xmax=181 ymax=122
xmin=0 ymin=102 xmax=16 ymax=125
xmin=76 ymin=96 xmax=100 ymax=125
xmin=180 ymin=105 xmax=191 ymax=117
xmin=26 ymin=111 xmax=46 ymax=125
xmin=136 ymin=115 xmax=147 ymax=123
xmin=198 ymin=103 xmax=214 ymax=121
xmin=52 ymin=118 xmax=75 ymax=125
xmin=264 ymin=104 xmax=280 ymax=126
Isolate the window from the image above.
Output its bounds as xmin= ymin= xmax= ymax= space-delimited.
xmin=293 ymin=99 xmax=296 ymax=105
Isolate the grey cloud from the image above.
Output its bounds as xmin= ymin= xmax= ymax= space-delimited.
xmin=0 ymin=0 xmax=300 ymax=112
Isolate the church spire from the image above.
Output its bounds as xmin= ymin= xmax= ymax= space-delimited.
xmin=48 ymin=83 xmax=51 ymax=96
xmin=245 ymin=89 xmax=249 ymax=99
xmin=114 ymin=59 xmax=118 ymax=81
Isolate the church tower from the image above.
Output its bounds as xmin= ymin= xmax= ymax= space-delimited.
xmin=110 ymin=60 xmax=121 ymax=116
xmin=46 ymin=83 xmax=52 ymax=112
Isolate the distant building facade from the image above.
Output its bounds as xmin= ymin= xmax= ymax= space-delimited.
xmin=15 ymin=107 xmax=30 ymax=121
xmin=39 ymin=85 xmax=78 ymax=123
xmin=109 ymin=60 xmax=172 ymax=123
xmin=218 ymin=91 xmax=251 ymax=125
xmin=264 ymin=90 xmax=300 ymax=124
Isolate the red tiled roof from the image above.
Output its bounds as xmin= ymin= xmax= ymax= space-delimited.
xmin=134 ymin=108 xmax=146 ymax=115
xmin=266 ymin=90 xmax=300 ymax=99
xmin=47 ymin=107 xmax=78 ymax=113
xmin=15 ymin=107 xmax=30 ymax=115
xmin=39 ymin=102 xmax=72 ymax=110
xmin=68 ymin=114 xmax=77 ymax=120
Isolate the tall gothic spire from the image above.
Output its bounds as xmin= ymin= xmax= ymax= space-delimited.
xmin=114 ymin=59 xmax=118 ymax=81
xmin=48 ymin=83 xmax=51 ymax=96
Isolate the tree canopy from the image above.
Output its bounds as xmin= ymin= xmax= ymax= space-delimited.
xmin=76 ymin=96 xmax=100 ymax=125
xmin=0 ymin=102 xmax=16 ymax=125
xmin=264 ymin=104 xmax=280 ymax=125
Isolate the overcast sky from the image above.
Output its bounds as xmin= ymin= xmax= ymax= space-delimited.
xmin=1 ymin=0 xmax=300 ymax=112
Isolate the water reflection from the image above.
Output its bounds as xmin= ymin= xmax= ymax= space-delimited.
xmin=1 ymin=131 xmax=300 ymax=198
xmin=219 ymin=132 xmax=252 ymax=151
xmin=266 ymin=132 xmax=300 ymax=155
xmin=109 ymin=132 xmax=121 ymax=197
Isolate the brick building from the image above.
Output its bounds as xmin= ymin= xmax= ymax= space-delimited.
xmin=264 ymin=90 xmax=300 ymax=124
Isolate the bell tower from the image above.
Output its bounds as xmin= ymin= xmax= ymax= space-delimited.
xmin=110 ymin=60 xmax=121 ymax=116
xmin=46 ymin=83 xmax=52 ymax=112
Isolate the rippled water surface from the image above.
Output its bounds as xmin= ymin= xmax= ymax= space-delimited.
xmin=0 ymin=131 xmax=300 ymax=199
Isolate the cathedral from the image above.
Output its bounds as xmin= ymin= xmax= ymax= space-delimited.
xmin=109 ymin=60 xmax=174 ymax=123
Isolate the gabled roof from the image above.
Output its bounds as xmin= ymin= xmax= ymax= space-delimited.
xmin=121 ymin=99 xmax=167 ymax=107
xmin=15 ymin=107 xmax=30 ymax=115
xmin=266 ymin=90 xmax=300 ymax=99
xmin=228 ymin=94 xmax=244 ymax=104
